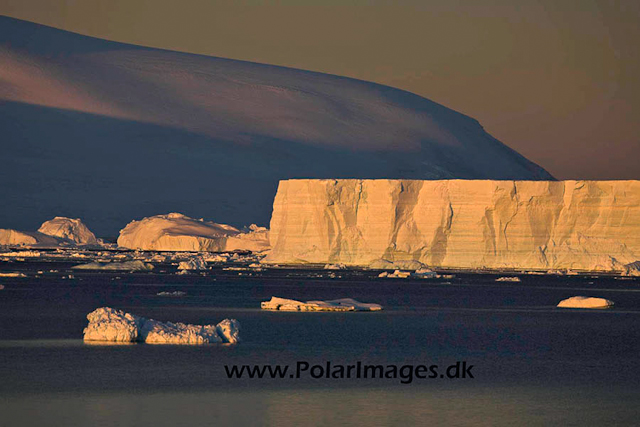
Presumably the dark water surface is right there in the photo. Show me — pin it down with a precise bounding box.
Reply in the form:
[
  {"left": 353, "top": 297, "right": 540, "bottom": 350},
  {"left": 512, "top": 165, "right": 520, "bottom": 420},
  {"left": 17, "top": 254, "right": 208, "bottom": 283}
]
[{"left": 1, "top": 261, "right": 639, "bottom": 426}]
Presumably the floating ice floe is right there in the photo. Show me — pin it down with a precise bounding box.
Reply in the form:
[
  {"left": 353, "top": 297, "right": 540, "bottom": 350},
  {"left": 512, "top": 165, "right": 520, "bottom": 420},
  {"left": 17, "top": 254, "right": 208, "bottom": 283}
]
[
  {"left": 0, "top": 272, "right": 26, "bottom": 277},
  {"left": 324, "top": 263, "right": 347, "bottom": 270},
  {"left": 495, "top": 276, "right": 521, "bottom": 282},
  {"left": 413, "top": 268, "right": 438, "bottom": 278},
  {"left": 261, "top": 297, "right": 382, "bottom": 311},
  {"left": 369, "top": 259, "right": 425, "bottom": 271},
  {"left": 72, "top": 260, "right": 154, "bottom": 271},
  {"left": 557, "top": 296, "right": 614, "bottom": 309},
  {"left": 83, "top": 307, "right": 240, "bottom": 344},
  {"left": 177, "top": 256, "right": 208, "bottom": 271},
  {"left": 0, "top": 251, "right": 42, "bottom": 258},
  {"left": 157, "top": 291, "right": 187, "bottom": 297},
  {"left": 378, "top": 270, "right": 411, "bottom": 278}
]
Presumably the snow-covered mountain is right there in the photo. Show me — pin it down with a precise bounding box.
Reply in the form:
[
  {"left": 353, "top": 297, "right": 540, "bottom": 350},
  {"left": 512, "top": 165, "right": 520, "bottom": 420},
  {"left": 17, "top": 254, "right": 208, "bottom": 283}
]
[{"left": 0, "top": 16, "right": 553, "bottom": 236}]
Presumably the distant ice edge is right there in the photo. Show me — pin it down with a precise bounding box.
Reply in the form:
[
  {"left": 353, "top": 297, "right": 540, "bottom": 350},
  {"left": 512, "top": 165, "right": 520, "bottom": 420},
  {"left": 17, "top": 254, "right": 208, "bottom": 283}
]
[{"left": 83, "top": 307, "right": 240, "bottom": 344}]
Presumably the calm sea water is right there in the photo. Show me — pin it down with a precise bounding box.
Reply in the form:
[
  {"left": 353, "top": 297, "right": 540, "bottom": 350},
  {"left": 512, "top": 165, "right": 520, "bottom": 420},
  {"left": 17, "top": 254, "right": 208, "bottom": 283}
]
[{"left": 1, "top": 260, "right": 640, "bottom": 426}]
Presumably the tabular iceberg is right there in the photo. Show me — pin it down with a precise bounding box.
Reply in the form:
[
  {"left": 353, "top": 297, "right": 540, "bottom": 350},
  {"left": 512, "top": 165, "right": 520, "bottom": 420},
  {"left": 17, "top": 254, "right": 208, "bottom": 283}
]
[
  {"left": 557, "top": 296, "right": 614, "bottom": 309},
  {"left": 117, "top": 213, "right": 269, "bottom": 252},
  {"left": 261, "top": 297, "right": 382, "bottom": 311},
  {"left": 265, "top": 179, "right": 640, "bottom": 273},
  {"left": 83, "top": 307, "right": 240, "bottom": 344}
]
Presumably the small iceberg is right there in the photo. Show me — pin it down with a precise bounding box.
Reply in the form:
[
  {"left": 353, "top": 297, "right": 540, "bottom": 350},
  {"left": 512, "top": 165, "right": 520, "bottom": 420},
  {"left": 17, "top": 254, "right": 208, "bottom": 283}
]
[
  {"left": 83, "top": 307, "right": 240, "bottom": 344},
  {"left": 413, "top": 268, "right": 437, "bottom": 278},
  {"left": 261, "top": 297, "right": 382, "bottom": 312},
  {"left": 495, "top": 276, "right": 521, "bottom": 282},
  {"left": 177, "top": 256, "right": 208, "bottom": 271},
  {"left": 72, "top": 260, "right": 154, "bottom": 271},
  {"left": 157, "top": 291, "right": 187, "bottom": 297},
  {"left": 557, "top": 296, "right": 614, "bottom": 309},
  {"left": 324, "top": 263, "right": 347, "bottom": 270},
  {"left": 0, "top": 272, "right": 26, "bottom": 277},
  {"left": 378, "top": 270, "right": 411, "bottom": 278}
]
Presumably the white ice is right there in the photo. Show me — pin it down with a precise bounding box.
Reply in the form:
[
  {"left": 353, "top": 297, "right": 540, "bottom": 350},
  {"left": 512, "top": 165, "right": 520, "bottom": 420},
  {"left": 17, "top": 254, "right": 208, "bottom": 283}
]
[
  {"left": 557, "top": 296, "right": 614, "bottom": 309},
  {"left": 83, "top": 307, "right": 240, "bottom": 344},
  {"left": 261, "top": 296, "right": 382, "bottom": 311}
]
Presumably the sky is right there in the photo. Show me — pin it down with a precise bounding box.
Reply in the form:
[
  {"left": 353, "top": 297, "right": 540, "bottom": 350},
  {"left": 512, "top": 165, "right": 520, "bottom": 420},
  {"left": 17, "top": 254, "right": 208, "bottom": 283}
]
[{"left": 1, "top": 0, "right": 638, "bottom": 180}]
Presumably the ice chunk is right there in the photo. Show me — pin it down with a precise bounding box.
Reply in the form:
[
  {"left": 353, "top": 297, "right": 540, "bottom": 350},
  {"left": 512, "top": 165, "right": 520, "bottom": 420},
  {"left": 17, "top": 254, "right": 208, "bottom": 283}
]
[
  {"left": 72, "top": 260, "right": 154, "bottom": 271},
  {"left": 261, "top": 296, "right": 382, "bottom": 311},
  {"left": 378, "top": 270, "right": 411, "bottom": 278},
  {"left": 0, "top": 251, "right": 41, "bottom": 258},
  {"left": 495, "top": 276, "right": 521, "bottom": 282},
  {"left": 83, "top": 307, "right": 240, "bottom": 344},
  {"left": 324, "top": 264, "right": 347, "bottom": 270},
  {"left": 157, "top": 291, "right": 186, "bottom": 297},
  {"left": 177, "top": 256, "right": 208, "bottom": 271},
  {"left": 215, "top": 319, "right": 241, "bottom": 344},
  {"left": 83, "top": 307, "right": 140, "bottom": 342},
  {"left": 557, "top": 296, "right": 614, "bottom": 309},
  {"left": 413, "top": 268, "right": 437, "bottom": 278}
]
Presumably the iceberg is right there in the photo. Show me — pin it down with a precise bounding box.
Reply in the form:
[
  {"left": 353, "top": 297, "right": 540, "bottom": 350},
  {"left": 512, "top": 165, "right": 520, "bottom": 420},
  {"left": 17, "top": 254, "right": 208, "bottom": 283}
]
[
  {"left": 117, "top": 213, "right": 269, "bottom": 252},
  {"left": 157, "top": 291, "right": 186, "bottom": 297},
  {"left": 413, "top": 268, "right": 438, "bottom": 278},
  {"left": 72, "top": 260, "right": 154, "bottom": 271},
  {"left": 324, "top": 263, "right": 347, "bottom": 270},
  {"left": 378, "top": 270, "right": 411, "bottom": 279},
  {"left": 557, "top": 296, "right": 614, "bottom": 309},
  {"left": 495, "top": 277, "right": 521, "bottom": 282},
  {"left": 177, "top": 256, "right": 208, "bottom": 271},
  {"left": 261, "top": 296, "right": 382, "bottom": 311},
  {"left": 83, "top": 307, "right": 240, "bottom": 344},
  {"left": 1, "top": 217, "right": 100, "bottom": 248},
  {"left": 0, "top": 229, "right": 67, "bottom": 248},
  {"left": 0, "top": 272, "right": 27, "bottom": 278},
  {"left": 266, "top": 179, "right": 640, "bottom": 273},
  {"left": 38, "top": 217, "right": 99, "bottom": 245}
]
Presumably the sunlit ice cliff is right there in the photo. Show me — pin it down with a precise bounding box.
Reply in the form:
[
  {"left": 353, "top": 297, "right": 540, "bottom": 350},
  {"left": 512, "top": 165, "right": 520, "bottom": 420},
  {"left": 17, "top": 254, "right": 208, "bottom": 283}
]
[
  {"left": 0, "top": 16, "right": 552, "bottom": 237},
  {"left": 265, "top": 179, "right": 640, "bottom": 273}
]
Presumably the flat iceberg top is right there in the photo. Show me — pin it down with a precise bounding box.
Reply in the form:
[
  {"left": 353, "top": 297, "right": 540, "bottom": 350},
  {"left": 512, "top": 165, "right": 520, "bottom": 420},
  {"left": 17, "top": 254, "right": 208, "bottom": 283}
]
[
  {"left": 83, "top": 307, "right": 240, "bottom": 344},
  {"left": 557, "top": 296, "right": 614, "bottom": 309},
  {"left": 261, "top": 296, "right": 382, "bottom": 312}
]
